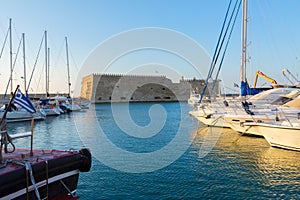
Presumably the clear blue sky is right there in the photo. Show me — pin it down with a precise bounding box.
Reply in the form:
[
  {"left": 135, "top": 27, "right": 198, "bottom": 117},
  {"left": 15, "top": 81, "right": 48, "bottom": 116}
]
[{"left": 0, "top": 0, "right": 299, "bottom": 96}]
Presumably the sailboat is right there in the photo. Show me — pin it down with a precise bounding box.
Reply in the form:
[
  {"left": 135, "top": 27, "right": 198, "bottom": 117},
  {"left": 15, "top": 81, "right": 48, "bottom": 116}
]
[
  {"left": 0, "top": 19, "right": 45, "bottom": 122},
  {"left": 56, "top": 36, "right": 82, "bottom": 112},
  {"left": 39, "top": 31, "right": 62, "bottom": 116},
  {"left": 189, "top": 0, "right": 299, "bottom": 131}
]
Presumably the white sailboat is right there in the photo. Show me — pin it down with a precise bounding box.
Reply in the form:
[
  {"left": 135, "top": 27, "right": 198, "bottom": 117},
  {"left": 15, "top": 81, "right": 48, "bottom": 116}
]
[
  {"left": 189, "top": 0, "right": 299, "bottom": 133},
  {"left": 63, "top": 37, "right": 82, "bottom": 112},
  {"left": 39, "top": 31, "right": 61, "bottom": 116},
  {"left": 0, "top": 19, "right": 45, "bottom": 122}
]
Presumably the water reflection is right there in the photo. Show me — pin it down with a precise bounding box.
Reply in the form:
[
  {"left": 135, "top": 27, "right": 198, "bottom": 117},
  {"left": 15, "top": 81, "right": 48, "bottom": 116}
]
[{"left": 192, "top": 126, "right": 300, "bottom": 199}]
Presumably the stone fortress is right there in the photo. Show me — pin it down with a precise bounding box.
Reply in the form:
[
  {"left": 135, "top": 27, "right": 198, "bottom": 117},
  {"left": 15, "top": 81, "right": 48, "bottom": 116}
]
[{"left": 80, "top": 73, "right": 220, "bottom": 103}]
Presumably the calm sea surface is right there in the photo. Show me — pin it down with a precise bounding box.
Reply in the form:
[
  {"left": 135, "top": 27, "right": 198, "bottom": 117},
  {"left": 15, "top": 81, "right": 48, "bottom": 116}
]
[{"left": 7, "top": 102, "right": 300, "bottom": 199}]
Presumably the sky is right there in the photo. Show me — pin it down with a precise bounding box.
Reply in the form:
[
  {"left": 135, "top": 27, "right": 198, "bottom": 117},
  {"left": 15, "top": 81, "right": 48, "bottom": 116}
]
[{"left": 0, "top": 0, "right": 300, "bottom": 96}]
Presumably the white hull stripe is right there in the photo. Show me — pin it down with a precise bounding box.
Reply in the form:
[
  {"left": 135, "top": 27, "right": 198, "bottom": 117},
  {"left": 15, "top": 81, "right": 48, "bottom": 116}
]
[
  {"left": 0, "top": 169, "right": 79, "bottom": 200},
  {"left": 270, "top": 142, "right": 300, "bottom": 152}
]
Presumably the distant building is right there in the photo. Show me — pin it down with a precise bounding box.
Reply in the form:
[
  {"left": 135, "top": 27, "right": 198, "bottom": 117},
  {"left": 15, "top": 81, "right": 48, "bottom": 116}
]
[{"left": 80, "top": 73, "right": 220, "bottom": 103}]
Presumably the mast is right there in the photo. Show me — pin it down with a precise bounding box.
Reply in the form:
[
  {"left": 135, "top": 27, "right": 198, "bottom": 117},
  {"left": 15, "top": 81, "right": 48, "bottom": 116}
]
[
  {"left": 22, "top": 33, "right": 27, "bottom": 96},
  {"left": 65, "top": 36, "right": 71, "bottom": 97},
  {"left": 240, "top": 0, "right": 247, "bottom": 96},
  {"left": 44, "top": 30, "right": 48, "bottom": 97},
  {"left": 48, "top": 47, "right": 50, "bottom": 96},
  {"left": 9, "top": 18, "right": 13, "bottom": 96}
]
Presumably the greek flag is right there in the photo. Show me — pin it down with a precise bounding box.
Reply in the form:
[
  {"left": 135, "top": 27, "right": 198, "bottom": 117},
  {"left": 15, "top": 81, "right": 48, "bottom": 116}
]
[
  {"left": 14, "top": 89, "right": 36, "bottom": 113},
  {"left": 234, "top": 83, "right": 239, "bottom": 88}
]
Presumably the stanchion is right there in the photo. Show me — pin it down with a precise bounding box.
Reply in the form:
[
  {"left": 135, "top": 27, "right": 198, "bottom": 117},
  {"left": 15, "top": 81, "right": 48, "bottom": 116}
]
[{"left": 30, "top": 118, "right": 34, "bottom": 156}]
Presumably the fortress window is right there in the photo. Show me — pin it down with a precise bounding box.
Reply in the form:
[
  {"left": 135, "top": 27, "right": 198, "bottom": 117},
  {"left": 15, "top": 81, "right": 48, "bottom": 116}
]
[
  {"left": 163, "top": 96, "right": 171, "bottom": 99},
  {"left": 109, "top": 96, "right": 111, "bottom": 100},
  {"left": 98, "top": 97, "right": 102, "bottom": 100},
  {"left": 154, "top": 96, "right": 161, "bottom": 99},
  {"left": 162, "top": 87, "right": 166, "bottom": 90}
]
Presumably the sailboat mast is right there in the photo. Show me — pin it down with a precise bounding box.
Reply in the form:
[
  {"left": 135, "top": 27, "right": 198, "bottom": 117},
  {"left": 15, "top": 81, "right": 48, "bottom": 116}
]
[
  {"left": 44, "top": 30, "right": 48, "bottom": 97},
  {"left": 48, "top": 47, "right": 50, "bottom": 96},
  {"left": 65, "top": 36, "right": 71, "bottom": 97},
  {"left": 240, "top": 0, "right": 247, "bottom": 96},
  {"left": 9, "top": 18, "right": 13, "bottom": 96},
  {"left": 22, "top": 33, "right": 27, "bottom": 96}
]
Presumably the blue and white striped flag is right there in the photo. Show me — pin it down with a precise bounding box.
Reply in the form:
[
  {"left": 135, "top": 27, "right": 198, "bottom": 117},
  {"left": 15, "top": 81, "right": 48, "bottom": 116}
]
[{"left": 14, "top": 89, "right": 36, "bottom": 113}]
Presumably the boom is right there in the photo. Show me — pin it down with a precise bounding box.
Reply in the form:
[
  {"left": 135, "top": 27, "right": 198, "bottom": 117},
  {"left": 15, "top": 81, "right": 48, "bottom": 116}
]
[
  {"left": 253, "top": 70, "right": 277, "bottom": 88},
  {"left": 282, "top": 68, "right": 299, "bottom": 85}
]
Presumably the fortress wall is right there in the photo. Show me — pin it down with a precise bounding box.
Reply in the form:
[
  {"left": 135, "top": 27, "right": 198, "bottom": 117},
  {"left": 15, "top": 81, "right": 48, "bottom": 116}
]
[
  {"left": 80, "top": 73, "right": 219, "bottom": 103},
  {"left": 80, "top": 74, "right": 94, "bottom": 100}
]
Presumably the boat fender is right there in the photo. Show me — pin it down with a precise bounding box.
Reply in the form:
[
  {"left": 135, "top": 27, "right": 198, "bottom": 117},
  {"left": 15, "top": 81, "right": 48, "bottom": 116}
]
[
  {"left": 79, "top": 148, "right": 92, "bottom": 172},
  {"left": 223, "top": 100, "right": 229, "bottom": 107}
]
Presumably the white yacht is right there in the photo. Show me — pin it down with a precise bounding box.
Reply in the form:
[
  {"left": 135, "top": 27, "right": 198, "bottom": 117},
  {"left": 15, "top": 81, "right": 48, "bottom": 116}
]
[{"left": 244, "top": 118, "right": 300, "bottom": 151}]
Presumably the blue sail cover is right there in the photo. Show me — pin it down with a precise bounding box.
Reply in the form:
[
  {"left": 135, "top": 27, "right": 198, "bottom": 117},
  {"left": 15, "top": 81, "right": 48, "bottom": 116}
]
[{"left": 240, "top": 81, "right": 262, "bottom": 96}]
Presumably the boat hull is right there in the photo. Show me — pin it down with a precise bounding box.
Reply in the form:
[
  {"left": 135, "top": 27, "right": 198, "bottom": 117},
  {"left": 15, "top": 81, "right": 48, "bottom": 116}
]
[
  {"left": 261, "top": 124, "right": 300, "bottom": 151},
  {"left": 226, "top": 115, "right": 277, "bottom": 137},
  {"left": 189, "top": 110, "right": 228, "bottom": 127},
  {"left": 249, "top": 123, "right": 300, "bottom": 151},
  {"left": 0, "top": 148, "right": 91, "bottom": 199},
  {"left": 43, "top": 108, "right": 61, "bottom": 116},
  {"left": 0, "top": 111, "right": 45, "bottom": 123}
]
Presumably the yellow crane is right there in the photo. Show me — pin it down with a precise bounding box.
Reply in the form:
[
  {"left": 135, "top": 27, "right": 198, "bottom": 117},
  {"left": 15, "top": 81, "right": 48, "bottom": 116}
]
[{"left": 253, "top": 70, "right": 277, "bottom": 88}]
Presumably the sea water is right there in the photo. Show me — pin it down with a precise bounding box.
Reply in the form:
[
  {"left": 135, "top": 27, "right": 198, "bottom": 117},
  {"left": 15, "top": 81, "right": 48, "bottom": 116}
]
[{"left": 7, "top": 102, "right": 300, "bottom": 199}]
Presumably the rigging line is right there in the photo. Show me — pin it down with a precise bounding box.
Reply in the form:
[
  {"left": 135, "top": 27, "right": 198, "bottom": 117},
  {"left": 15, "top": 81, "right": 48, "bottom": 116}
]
[
  {"left": 209, "top": 0, "right": 233, "bottom": 78},
  {"left": 26, "top": 33, "right": 45, "bottom": 92},
  {"left": 0, "top": 27, "right": 9, "bottom": 60},
  {"left": 53, "top": 38, "right": 64, "bottom": 71},
  {"left": 69, "top": 48, "right": 79, "bottom": 71},
  {"left": 212, "top": 0, "right": 242, "bottom": 93},
  {"left": 33, "top": 61, "right": 45, "bottom": 96},
  {"left": 200, "top": 0, "right": 232, "bottom": 103},
  {"left": 210, "top": 0, "right": 240, "bottom": 80},
  {"left": 12, "top": 35, "right": 23, "bottom": 71},
  {"left": 3, "top": 35, "right": 23, "bottom": 97}
]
